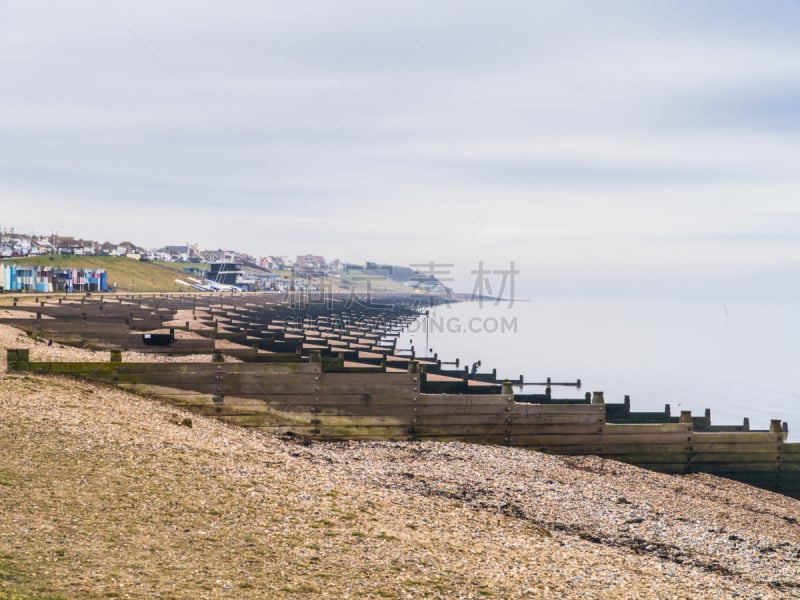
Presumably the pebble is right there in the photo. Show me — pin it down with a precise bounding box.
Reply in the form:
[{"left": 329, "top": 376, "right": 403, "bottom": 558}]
[{"left": 1, "top": 321, "right": 799, "bottom": 598}]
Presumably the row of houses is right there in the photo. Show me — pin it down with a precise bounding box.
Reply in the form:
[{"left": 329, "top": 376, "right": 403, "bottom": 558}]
[
  {"left": 1, "top": 264, "right": 108, "bottom": 293},
  {"left": 1, "top": 231, "right": 345, "bottom": 272},
  {"left": 0, "top": 233, "right": 141, "bottom": 258}
]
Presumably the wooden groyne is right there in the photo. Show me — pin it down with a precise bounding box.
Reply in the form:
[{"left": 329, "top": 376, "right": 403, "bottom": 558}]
[{"left": 3, "top": 292, "right": 799, "bottom": 499}]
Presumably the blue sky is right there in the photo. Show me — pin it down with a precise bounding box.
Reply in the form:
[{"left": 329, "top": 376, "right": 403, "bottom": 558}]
[{"left": 2, "top": 1, "right": 800, "bottom": 297}]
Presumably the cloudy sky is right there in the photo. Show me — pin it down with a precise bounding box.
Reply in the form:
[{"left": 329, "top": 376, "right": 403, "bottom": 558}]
[{"left": 2, "top": 1, "right": 800, "bottom": 297}]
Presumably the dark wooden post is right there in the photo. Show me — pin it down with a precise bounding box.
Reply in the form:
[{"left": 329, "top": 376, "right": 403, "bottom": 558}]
[{"left": 591, "top": 391, "right": 604, "bottom": 405}]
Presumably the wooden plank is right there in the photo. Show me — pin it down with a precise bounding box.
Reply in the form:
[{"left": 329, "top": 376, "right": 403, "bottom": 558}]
[
  {"left": 255, "top": 403, "right": 412, "bottom": 417},
  {"left": 109, "top": 362, "right": 318, "bottom": 376},
  {"left": 411, "top": 420, "right": 605, "bottom": 435},
  {"left": 112, "top": 374, "right": 319, "bottom": 393},
  {"left": 309, "top": 415, "right": 410, "bottom": 427},
  {"left": 228, "top": 400, "right": 416, "bottom": 416},
  {"left": 602, "top": 423, "right": 692, "bottom": 435},
  {"left": 780, "top": 443, "right": 800, "bottom": 455},
  {"left": 407, "top": 423, "right": 600, "bottom": 438},
  {"left": 311, "top": 393, "right": 416, "bottom": 406},
  {"left": 511, "top": 413, "right": 604, "bottom": 426},
  {"left": 413, "top": 404, "right": 520, "bottom": 417},
  {"left": 689, "top": 442, "right": 780, "bottom": 456},
  {"left": 594, "top": 443, "right": 691, "bottom": 454},
  {"left": 688, "top": 462, "right": 779, "bottom": 473},
  {"left": 418, "top": 394, "right": 512, "bottom": 407},
  {"left": 777, "top": 461, "right": 800, "bottom": 473},
  {"left": 412, "top": 409, "right": 600, "bottom": 434},
  {"left": 600, "top": 433, "right": 693, "bottom": 445},
  {"left": 691, "top": 432, "right": 785, "bottom": 444},
  {"left": 320, "top": 372, "right": 418, "bottom": 384},
  {"left": 689, "top": 442, "right": 783, "bottom": 453}
]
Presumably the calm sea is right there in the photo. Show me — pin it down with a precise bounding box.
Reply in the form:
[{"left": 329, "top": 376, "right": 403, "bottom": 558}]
[{"left": 398, "top": 298, "right": 800, "bottom": 441}]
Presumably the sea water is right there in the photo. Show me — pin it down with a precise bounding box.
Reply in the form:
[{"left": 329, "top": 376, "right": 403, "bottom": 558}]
[{"left": 398, "top": 298, "right": 800, "bottom": 441}]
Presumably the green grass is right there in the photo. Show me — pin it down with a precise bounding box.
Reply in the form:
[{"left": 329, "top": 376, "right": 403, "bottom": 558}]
[
  {"left": 0, "top": 552, "right": 66, "bottom": 600},
  {"left": 0, "top": 256, "right": 206, "bottom": 293}
]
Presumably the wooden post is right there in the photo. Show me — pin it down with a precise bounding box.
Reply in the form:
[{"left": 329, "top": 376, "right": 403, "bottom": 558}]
[
  {"left": 501, "top": 379, "right": 514, "bottom": 396},
  {"left": 770, "top": 419, "right": 783, "bottom": 433},
  {"left": 591, "top": 391, "right": 604, "bottom": 405},
  {"left": 679, "top": 410, "right": 692, "bottom": 424},
  {"left": 110, "top": 350, "right": 122, "bottom": 363}
]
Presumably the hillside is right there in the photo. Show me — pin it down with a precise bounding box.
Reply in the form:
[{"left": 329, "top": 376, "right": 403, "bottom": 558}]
[
  {"left": 0, "top": 256, "right": 413, "bottom": 295},
  {"left": 1, "top": 326, "right": 800, "bottom": 598},
  {"left": 0, "top": 256, "right": 199, "bottom": 293}
]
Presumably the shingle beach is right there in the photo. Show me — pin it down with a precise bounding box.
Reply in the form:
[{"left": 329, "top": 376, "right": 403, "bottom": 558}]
[{"left": 1, "top": 324, "right": 799, "bottom": 599}]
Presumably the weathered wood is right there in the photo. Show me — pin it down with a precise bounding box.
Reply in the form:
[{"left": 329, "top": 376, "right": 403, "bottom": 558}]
[
  {"left": 688, "top": 461, "right": 779, "bottom": 473},
  {"left": 691, "top": 432, "right": 785, "bottom": 444},
  {"left": 599, "top": 434, "right": 694, "bottom": 446}
]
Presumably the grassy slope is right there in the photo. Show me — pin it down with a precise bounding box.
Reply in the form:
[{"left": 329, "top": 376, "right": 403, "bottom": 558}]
[
  {"left": 0, "top": 257, "right": 204, "bottom": 293},
  {"left": 0, "top": 257, "right": 411, "bottom": 294}
]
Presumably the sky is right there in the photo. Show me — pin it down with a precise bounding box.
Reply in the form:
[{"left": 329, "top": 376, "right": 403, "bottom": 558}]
[{"left": 2, "top": 1, "right": 800, "bottom": 298}]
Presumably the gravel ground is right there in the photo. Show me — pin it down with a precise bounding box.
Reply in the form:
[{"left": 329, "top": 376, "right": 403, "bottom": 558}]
[{"left": 1, "top": 323, "right": 800, "bottom": 599}]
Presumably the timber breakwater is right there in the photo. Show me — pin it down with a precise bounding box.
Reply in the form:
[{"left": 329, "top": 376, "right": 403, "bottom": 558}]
[{"left": 2, "top": 291, "right": 799, "bottom": 499}]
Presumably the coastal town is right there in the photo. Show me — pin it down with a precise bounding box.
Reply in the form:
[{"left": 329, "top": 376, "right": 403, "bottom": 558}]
[
  {"left": 0, "top": 228, "right": 340, "bottom": 271},
  {"left": 0, "top": 228, "right": 449, "bottom": 295}
]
